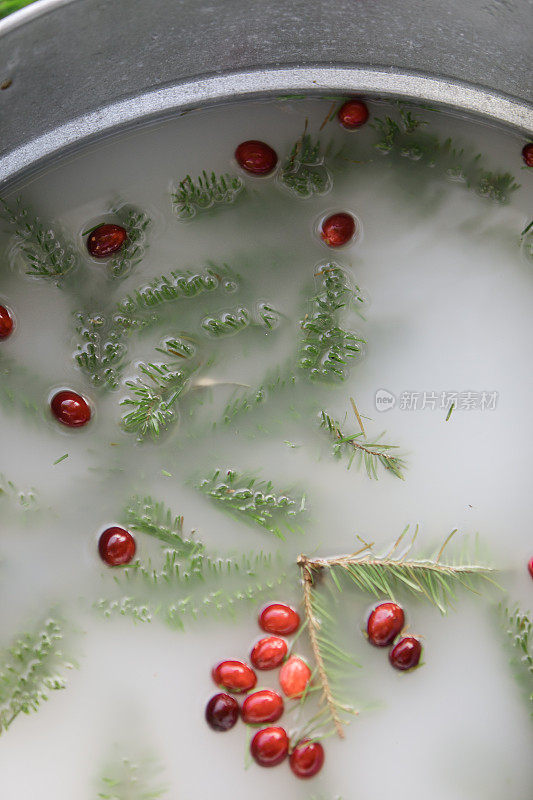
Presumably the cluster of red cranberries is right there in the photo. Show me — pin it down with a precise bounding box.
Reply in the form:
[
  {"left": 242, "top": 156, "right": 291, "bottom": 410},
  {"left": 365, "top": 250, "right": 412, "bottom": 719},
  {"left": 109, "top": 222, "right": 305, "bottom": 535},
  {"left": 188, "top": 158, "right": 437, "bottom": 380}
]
[
  {"left": 205, "top": 602, "right": 324, "bottom": 779},
  {"left": 367, "top": 601, "right": 422, "bottom": 670}
]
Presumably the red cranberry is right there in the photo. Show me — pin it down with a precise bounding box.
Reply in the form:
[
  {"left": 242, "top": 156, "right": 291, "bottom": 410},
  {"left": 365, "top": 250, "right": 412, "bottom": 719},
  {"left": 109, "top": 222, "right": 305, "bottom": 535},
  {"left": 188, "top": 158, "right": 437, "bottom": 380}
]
[
  {"left": 205, "top": 692, "right": 240, "bottom": 731},
  {"left": 367, "top": 602, "right": 405, "bottom": 647},
  {"left": 289, "top": 739, "right": 325, "bottom": 779},
  {"left": 528, "top": 556, "right": 533, "bottom": 579},
  {"left": 86, "top": 223, "right": 127, "bottom": 258},
  {"left": 50, "top": 389, "right": 91, "bottom": 427},
  {"left": 0, "top": 304, "right": 14, "bottom": 339},
  {"left": 389, "top": 636, "right": 422, "bottom": 671},
  {"left": 242, "top": 689, "right": 284, "bottom": 725},
  {"left": 250, "top": 636, "right": 288, "bottom": 670},
  {"left": 522, "top": 143, "right": 533, "bottom": 167},
  {"left": 98, "top": 526, "right": 136, "bottom": 566},
  {"left": 259, "top": 603, "right": 300, "bottom": 635},
  {"left": 279, "top": 655, "right": 311, "bottom": 699},
  {"left": 320, "top": 212, "right": 356, "bottom": 247},
  {"left": 212, "top": 660, "right": 257, "bottom": 694},
  {"left": 250, "top": 726, "right": 289, "bottom": 767},
  {"left": 338, "top": 99, "right": 369, "bottom": 129},
  {"left": 235, "top": 140, "right": 278, "bottom": 175}
]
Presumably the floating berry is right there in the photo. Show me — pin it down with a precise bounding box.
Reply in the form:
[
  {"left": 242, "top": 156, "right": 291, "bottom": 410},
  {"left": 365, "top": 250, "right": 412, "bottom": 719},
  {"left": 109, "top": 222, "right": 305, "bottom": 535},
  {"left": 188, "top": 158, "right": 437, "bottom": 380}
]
[
  {"left": 259, "top": 603, "right": 300, "bottom": 635},
  {"left": 528, "top": 556, "right": 533, "bottom": 579},
  {"left": 242, "top": 689, "right": 284, "bottom": 724},
  {"left": 0, "top": 304, "right": 14, "bottom": 339},
  {"left": 367, "top": 602, "right": 405, "bottom": 647},
  {"left": 98, "top": 526, "right": 136, "bottom": 566},
  {"left": 235, "top": 140, "right": 278, "bottom": 175},
  {"left": 389, "top": 636, "right": 422, "bottom": 671},
  {"left": 289, "top": 739, "right": 325, "bottom": 779},
  {"left": 522, "top": 143, "right": 533, "bottom": 167},
  {"left": 279, "top": 655, "right": 311, "bottom": 699},
  {"left": 86, "top": 223, "right": 127, "bottom": 258},
  {"left": 338, "top": 99, "right": 369, "bottom": 129},
  {"left": 320, "top": 212, "right": 356, "bottom": 247},
  {"left": 250, "top": 636, "right": 288, "bottom": 670},
  {"left": 250, "top": 726, "right": 289, "bottom": 767},
  {"left": 212, "top": 660, "right": 257, "bottom": 694},
  {"left": 205, "top": 692, "right": 240, "bottom": 731},
  {"left": 50, "top": 389, "right": 91, "bottom": 427}
]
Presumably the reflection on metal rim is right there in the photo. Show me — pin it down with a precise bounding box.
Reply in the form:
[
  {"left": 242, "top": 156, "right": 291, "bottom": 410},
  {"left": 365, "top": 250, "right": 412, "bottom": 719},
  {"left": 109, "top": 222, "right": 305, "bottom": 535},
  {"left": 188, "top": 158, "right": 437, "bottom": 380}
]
[{"left": 1, "top": 66, "right": 532, "bottom": 189}]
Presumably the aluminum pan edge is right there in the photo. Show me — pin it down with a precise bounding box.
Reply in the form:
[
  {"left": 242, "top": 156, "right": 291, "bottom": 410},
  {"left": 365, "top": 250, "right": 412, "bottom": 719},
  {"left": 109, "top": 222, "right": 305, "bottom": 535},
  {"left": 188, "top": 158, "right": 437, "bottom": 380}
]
[{"left": 1, "top": 66, "right": 532, "bottom": 190}]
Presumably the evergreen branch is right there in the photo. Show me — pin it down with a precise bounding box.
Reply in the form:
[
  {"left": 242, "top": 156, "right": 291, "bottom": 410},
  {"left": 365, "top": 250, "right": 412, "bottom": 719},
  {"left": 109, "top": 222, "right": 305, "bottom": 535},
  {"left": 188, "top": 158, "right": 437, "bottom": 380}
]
[
  {"left": 0, "top": 614, "right": 75, "bottom": 734},
  {"left": 74, "top": 311, "right": 128, "bottom": 390},
  {"left": 319, "top": 409, "right": 406, "bottom": 479},
  {"left": 280, "top": 130, "right": 332, "bottom": 198},
  {"left": 196, "top": 468, "right": 307, "bottom": 539},
  {"left": 124, "top": 495, "right": 198, "bottom": 555},
  {"left": 97, "top": 754, "right": 166, "bottom": 800},
  {"left": 0, "top": 197, "right": 77, "bottom": 280},
  {"left": 500, "top": 605, "right": 533, "bottom": 709},
  {"left": 106, "top": 205, "right": 150, "bottom": 280},
  {"left": 303, "top": 528, "right": 496, "bottom": 615},
  {"left": 172, "top": 171, "right": 244, "bottom": 219},
  {"left": 371, "top": 107, "right": 519, "bottom": 204},
  {"left": 299, "top": 264, "right": 365, "bottom": 381},
  {"left": 201, "top": 302, "right": 281, "bottom": 337},
  {"left": 219, "top": 364, "right": 297, "bottom": 426}
]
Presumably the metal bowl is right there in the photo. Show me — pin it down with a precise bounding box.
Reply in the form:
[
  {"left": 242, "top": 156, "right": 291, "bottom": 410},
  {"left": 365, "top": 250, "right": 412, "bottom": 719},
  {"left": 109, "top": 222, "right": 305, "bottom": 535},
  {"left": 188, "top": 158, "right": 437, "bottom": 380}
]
[{"left": 0, "top": 0, "right": 532, "bottom": 189}]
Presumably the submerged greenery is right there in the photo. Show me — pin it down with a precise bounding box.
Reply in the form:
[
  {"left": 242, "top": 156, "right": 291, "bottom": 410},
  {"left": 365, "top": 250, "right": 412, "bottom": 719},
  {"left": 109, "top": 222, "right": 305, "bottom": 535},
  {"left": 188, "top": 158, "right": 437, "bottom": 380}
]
[
  {"left": 280, "top": 131, "right": 332, "bottom": 198},
  {"left": 172, "top": 171, "right": 244, "bottom": 219},
  {"left": 500, "top": 605, "right": 533, "bottom": 711}
]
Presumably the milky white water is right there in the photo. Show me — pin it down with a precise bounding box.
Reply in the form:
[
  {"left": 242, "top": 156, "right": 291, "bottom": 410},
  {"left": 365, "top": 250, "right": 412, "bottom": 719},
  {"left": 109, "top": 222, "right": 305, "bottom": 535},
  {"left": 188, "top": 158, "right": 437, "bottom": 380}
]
[{"left": 0, "top": 97, "right": 532, "bottom": 799}]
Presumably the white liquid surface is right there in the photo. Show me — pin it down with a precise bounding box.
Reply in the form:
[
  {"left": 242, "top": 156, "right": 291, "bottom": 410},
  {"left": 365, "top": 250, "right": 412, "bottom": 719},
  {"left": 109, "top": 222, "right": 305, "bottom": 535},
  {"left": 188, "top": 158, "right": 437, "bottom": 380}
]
[{"left": 0, "top": 98, "right": 532, "bottom": 799}]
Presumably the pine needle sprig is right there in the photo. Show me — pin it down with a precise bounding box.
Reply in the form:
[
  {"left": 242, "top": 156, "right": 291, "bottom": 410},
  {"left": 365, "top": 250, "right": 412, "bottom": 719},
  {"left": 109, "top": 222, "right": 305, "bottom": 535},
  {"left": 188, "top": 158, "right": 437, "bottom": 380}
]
[
  {"left": 74, "top": 311, "right": 128, "bottom": 390},
  {"left": 201, "top": 302, "right": 281, "bottom": 337},
  {"left": 196, "top": 468, "right": 307, "bottom": 539},
  {"left": 299, "top": 264, "right": 365, "bottom": 381},
  {"left": 219, "top": 365, "right": 297, "bottom": 426},
  {"left": 172, "top": 171, "right": 244, "bottom": 219},
  {"left": 319, "top": 410, "right": 406, "bottom": 479},
  {"left": 280, "top": 131, "right": 332, "bottom": 198},
  {"left": 105, "top": 205, "right": 150, "bottom": 280},
  {"left": 0, "top": 197, "right": 77, "bottom": 280},
  {"left": 0, "top": 615, "right": 75, "bottom": 734},
  {"left": 124, "top": 495, "right": 198, "bottom": 555},
  {"left": 97, "top": 754, "right": 166, "bottom": 800},
  {"left": 500, "top": 605, "right": 533, "bottom": 708}
]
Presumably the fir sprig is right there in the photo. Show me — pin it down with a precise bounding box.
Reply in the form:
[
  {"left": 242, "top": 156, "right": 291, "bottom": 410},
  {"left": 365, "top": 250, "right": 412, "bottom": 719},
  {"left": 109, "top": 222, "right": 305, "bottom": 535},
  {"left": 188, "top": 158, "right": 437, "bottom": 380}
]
[
  {"left": 371, "top": 107, "right": 519, "bottom": 204},
  {"left": 106, "top": 205, "right": 150, "bottom": 280},
  {"left": 299, "top": 264, "right": 365, "bottom": 381},
  {"left": 219, "top": 365, "right": 297, "bottom": 426},
  {"left": 0, "top": 615, "right": 75, "bottom": 734},
  {"left": 201, "top": 302, "right": 281, "bottom": 337},
  {"left": 280, "top": 131, "right": 332, "bottom": 198},
  {"left": 172, "top": 171, "right": 244, "bottom": 219},
  {"left": 74, "top": 311, "right": 128, "bottom": 390},
  {"left": 319, "top": 409, "right": 406, "bottom": 479},
  {"left": 0, "top": 197, "right": 77, "bottom": 280},
  {"left": 196, "top": 468, "right": 307, "bottom": 539},
  {"left": 500, "top": 605, "right": 533, "bottom": 709},
  {"left": 124, "top": 495, "right": 198, "bottom": 555},
  {"left": 97, "top": 755, "right": 166, "bottom": 800}
]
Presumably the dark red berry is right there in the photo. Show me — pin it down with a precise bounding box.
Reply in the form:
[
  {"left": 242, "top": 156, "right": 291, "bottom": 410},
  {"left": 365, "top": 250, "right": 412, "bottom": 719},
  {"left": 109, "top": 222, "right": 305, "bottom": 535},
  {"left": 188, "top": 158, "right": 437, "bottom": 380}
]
[
  {"left": 338, "top": 99, "right": 369, "bottom": 130},
  {"left": 259, "top": 603, "right": 300, "bottom": 635},
  {"left": 320, "top": 212, "right": 356, "bottom": 247},
  {"left": 250, "top": 726, "right": 289, "bottom": 767},
  {"left": 0, "top": 304, "right": 14, "bottom": 339},
  {"left": 86, "top": 223, "right": 127, "bottom": 258},
  {"left": 98, "top": 526, "right": 136, "bottom": 566},
  {"left": 522, "top": 143, "right": 533, "bottom": 167},
  {"left": 205, "top": 692, "right": 240, "bottom": 731},
  {"left": 242, "top": 689, "right": 284, "bottom": 725},
  {"left": 367, "top": 602, "right": 405, "bottom": 647},
  {"left": 389, "top": 636, "right": 422, "bottom": 671},
  {"left": 50, "top": 389, "right": 91, "bottom": 427},
  {"left": 289, "top": 739, "right": 325, "bottom": 779},
  {"left": 235, "top": 140, "right": 278, "bottom": 175},
  {"left": 212, "top": 660, "right": 257, "bottom": 694},
  {"left": 528, "top": 556, "right": 533, "bottom": 579},
  {"left": 250, "top": 636, "right": 288, "bottom": 670},
  {"left": 279, "top": 655, "right": 311, "bottom": 699}
]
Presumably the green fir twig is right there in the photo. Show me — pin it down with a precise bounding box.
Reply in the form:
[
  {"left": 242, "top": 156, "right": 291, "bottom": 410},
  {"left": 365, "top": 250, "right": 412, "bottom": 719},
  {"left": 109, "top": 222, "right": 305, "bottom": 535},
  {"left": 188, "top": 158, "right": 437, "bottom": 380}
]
[
  {"left": 500, "top": 605, "right": 533, "bottom": 710},
  {"left": 172, "top": 171, "right": 244, "bottom": 219},
  {"left": 74, "top": 311, "right": 128, "bottom": 390},
  {"left": 124, "top": 495, "right": 198, "bottom": 555},
  {"left": 97, "top": 754, "right": 167, "bottom": 800},
  {"left": 280, "top": 130, "right": 332, "bottom": 198}
]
